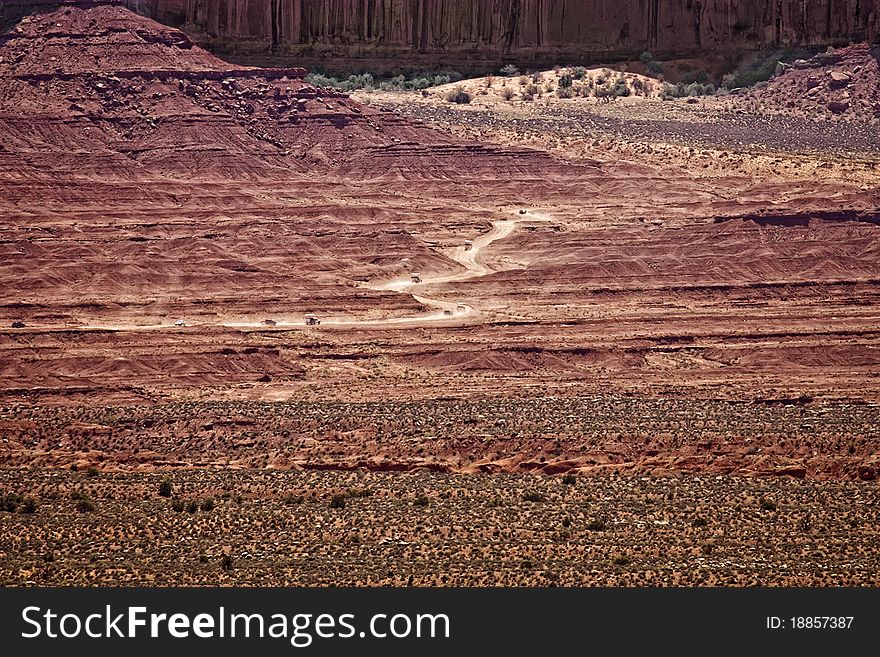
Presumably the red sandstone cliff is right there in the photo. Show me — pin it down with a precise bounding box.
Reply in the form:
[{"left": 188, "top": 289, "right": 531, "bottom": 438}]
[{"left": 120, "top": 0, "right": 880, "bottom": 70}]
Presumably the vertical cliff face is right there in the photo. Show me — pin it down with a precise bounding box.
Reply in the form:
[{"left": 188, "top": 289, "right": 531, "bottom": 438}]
[{"left": 126, "top": 1, "right": 879, "bottom": 70}]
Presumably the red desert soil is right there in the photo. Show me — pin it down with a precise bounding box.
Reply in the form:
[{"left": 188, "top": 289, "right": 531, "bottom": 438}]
[{"left": 0, "top": 2, "right": 879, "bottom": 484}]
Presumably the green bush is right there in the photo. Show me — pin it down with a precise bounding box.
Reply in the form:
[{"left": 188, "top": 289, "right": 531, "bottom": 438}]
[
  {"left": 75, "top": 498, "right": 96, "bottom": 513},
  {"left": 522, "top": 491, "right": 546, "bottom": 503},
  {"left": 329, "top": 494, "right": 346, "bottom": 509},
  {"left": 158, "top": 479, "right": 173, "bottom": 498},
  {"left": 500, "top": 64, "right": 520, "bottom": 77},
  {"left": 306, "top": 71, "right": 456, "bottom": 93},
  {"left": 562, "top": 474, "right": 577, "bottom": 486},
  {"left": 200, "top": 498, "right": 215, "bottom": 512},
  {"left": 414, "top": 494, "right": 430, "bottom": 507},
  {"left": 722, "top": 47, "right": 815, "bottom": 89},
  {"left": 445, "top": 85, "right": 473, "bottom": 104},
  {"left": 645, "top": 60, "right": 663, "bottom": 78},
  {"left": 1, "top": 492, "right": 23, "bottom": 512},
  {"left": 19, "top": 497, "right": 37, "bottom": 514}
]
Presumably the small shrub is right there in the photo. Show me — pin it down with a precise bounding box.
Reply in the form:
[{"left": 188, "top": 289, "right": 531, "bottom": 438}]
[
  {"left": 414, "top": 494, "right": 429, "bottom": 507},
  {"left": 562, "top": 474, "right": 577, "bottom": 486},
  {"left": 646, "top": 60, "right": 663, "bottom": 78},
  {"left": 200, "top": 498, "right": 215, "bottom": 512},
  {"left": 640, "top": 51, "right": 654, "bottom": 63},
  {"left": 522, "top": 491, "right": 546, "bottom": 503},
  {"left": 501, "top": 87, "right": 516, "bottom": 101},
  {"left": 501, "top": 64, "right": 520, "bottom": 77},
  {"left": 186, "top": 500, "right": 198, "bottom": 514},
  {"left": 586, "top": 518, "right": 607, "bottom": 531},
  {"left": 329, "top": 494, "right": 346, "bottom": 509},
  {"left": 571, "top": 66, "right": 587, "bottom": 80},
  {"left": 1, "top": 492, "right": 23, "bottom": 512},
  {"left": 557, "top": 86, "right": 575, "bottom": 99},
  {"left": 445, "top": 85, "right": 472, "bottom": 104},
  {"left": 759, "top": 498, "right": 777, "bottom": 512},
  {"left": 613, "top": 554, "right": 632, "bottom": 566},
  {"left": 558, "top": 73, "right": 573, "bottom": 89},
  {"left": 692, "top": 516, "right": 708, "bottom": 527},
  {"left": 612, "top": 79, "right": 631, "bottom": 97},
  {"left": 522, "top": 83, "right": 539, "bottom": 101},
  {"left": 171, "top": 499, "right": 185, "bottom": 512},
  {"left": 75, "top": 498, "right": 96, "bottom": 513},
  {"left": 221, "top": 554, "right": 233, "bottom": 571},
  {"left": 86, "top": 467, "right": 99, "bottom": 478},
  {"left": 347, "top": 488, "right": 374, "bottom": 499},
  {"left": 283, "top": 494, "right": 304, "bottom": 506},
  {"left": 19, "top": 497, "right": 37, "bottom": 514},
  {"left": 158, "top": 479, "right": 173, "bottom": 498}
]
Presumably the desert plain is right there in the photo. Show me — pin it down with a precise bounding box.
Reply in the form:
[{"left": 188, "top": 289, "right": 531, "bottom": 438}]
[{"left": 0, "top": 2, "right": 878, "bottom": 586}]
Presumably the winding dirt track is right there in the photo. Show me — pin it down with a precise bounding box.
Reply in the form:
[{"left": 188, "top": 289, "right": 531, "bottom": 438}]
[
  {"left": 218, "top": 210, "right": 550, "bottom": 330},
  {"left": 67, "top": 210, "right": 550, "bottom": 333}
]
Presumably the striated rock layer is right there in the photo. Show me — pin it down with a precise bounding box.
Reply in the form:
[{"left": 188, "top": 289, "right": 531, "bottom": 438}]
[{"left": 121, "top": 0, "right": 880, "bottom": 71}]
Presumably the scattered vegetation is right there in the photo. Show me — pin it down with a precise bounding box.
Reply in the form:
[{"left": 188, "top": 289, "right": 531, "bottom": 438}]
[
  {"left": 0, "top": 469, "right": 876, "bottom": 586},
  {"left": 305, "top": 71, "right": 461, "bottom": 92},
  {"left": 500, "top": 64, "right": 520, "bottom": 77},
  {"left": 660, "top": 81, "right": 716, "bottom": 99},
  {"left": 721, "top": 47, "right": 817, "bottom": 89}
]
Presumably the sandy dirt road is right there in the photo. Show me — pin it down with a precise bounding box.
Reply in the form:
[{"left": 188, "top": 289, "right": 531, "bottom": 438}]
[{"left": 219, "top": 209, "right": 551, "bottom": 330}]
